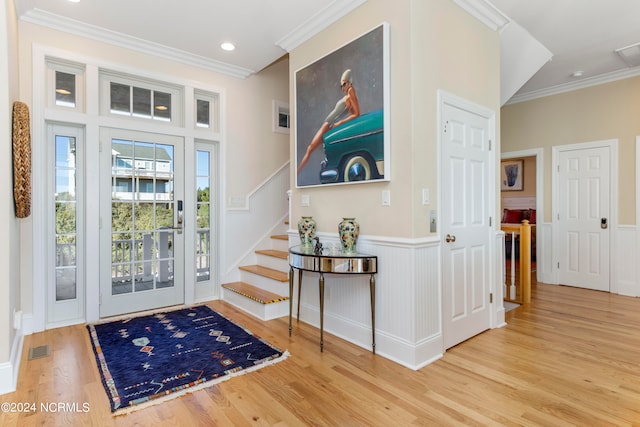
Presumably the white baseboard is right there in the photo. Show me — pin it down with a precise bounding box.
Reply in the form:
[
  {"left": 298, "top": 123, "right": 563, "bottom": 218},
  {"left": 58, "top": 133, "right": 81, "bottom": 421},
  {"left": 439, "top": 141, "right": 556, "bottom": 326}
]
[{"left": 0, "top": 330, "right": 24, "bottom": 395}]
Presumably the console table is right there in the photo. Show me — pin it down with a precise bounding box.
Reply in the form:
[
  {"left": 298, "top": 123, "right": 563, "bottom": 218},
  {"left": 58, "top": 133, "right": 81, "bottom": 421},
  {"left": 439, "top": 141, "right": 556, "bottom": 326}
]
[{"left": 288, "top": 245, "right": 378, "bottom": 353}]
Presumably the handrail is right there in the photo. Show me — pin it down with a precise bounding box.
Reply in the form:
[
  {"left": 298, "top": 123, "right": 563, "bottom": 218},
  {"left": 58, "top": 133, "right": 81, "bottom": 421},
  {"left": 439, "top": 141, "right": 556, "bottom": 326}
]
[{"left": 501, "top": 220, "right": 532, "bottom": 304}]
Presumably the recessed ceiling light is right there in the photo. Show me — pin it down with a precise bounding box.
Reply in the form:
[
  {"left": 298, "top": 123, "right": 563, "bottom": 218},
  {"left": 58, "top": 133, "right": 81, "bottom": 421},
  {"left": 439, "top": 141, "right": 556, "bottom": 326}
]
[
  {"left": 155, "top": 105, "right": 168, "bottom": 111},
  {"left": 571, "top": 71, "right": 584, "bottom": 78},
  {"left": 220, "top": 42, "right": 235, "bottom": 52},
  {"left": 55, "top": 89, "right": 72, "bottom": 95},
  {"left": 68, "top": 0, "right": 81, "bottom": 3}
]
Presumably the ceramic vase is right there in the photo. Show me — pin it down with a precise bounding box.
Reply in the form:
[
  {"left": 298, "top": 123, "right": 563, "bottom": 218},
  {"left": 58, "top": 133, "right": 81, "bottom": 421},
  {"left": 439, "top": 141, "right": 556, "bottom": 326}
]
[
  {"left": 297, "top": 216, "right": 316, "bottom": 249},
  {"left": 338, "top": 217, "right": 359, "bottom": 253}
]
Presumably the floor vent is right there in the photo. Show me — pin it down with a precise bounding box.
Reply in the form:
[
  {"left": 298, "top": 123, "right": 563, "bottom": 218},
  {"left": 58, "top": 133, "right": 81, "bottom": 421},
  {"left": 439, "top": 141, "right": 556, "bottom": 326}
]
[{"left": 28, "top": 345, "right": 50, "bottom": 360}]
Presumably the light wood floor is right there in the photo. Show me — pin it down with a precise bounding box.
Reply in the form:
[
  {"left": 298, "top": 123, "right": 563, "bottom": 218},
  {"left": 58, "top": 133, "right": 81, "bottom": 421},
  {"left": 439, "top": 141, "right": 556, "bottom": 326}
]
[{"left": 2, "top": 282, "right": 639, "bottom": 426}]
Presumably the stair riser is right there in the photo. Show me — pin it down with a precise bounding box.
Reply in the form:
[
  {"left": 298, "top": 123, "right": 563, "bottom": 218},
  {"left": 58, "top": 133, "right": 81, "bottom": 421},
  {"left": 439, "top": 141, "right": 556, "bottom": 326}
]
[
  {"left": 256, "top": 254, "right": 289, "bottom": 271},
  {"left": 239, "top": 272, "right": 290, "bottom": 295},
  {"left": 222, "top": 288, "right": 289, "bottom": 320},
  {"left": 270, "top": 237, "right": 290, "bottom": 252}
]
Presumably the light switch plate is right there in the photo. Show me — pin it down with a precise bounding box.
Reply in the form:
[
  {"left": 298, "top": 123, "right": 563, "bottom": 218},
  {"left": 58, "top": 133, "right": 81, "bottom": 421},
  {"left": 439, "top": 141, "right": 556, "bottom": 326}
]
[
  {"left": 422, "top": 188, "right": 430, "bottom": 205},
  {"left": 382, "top": 190, "right": 391, "bottom": 206},
  {"left": 301, "top": 195, "right": 310, "bottom": 207}
]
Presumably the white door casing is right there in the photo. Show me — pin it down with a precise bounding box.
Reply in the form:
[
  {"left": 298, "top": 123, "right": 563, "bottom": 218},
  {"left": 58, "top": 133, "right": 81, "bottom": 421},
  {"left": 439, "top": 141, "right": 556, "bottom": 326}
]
[
  {"left": 440, "top": 93, "right": 494, "bottom": 350},
  {"left": 555, "top": 143, "right": 613, "bottom": 292}
]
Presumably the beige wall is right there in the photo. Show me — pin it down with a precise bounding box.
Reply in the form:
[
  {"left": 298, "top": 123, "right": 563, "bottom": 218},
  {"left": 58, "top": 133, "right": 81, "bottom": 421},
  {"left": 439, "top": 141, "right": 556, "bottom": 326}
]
[
  {"left": 1, "top": 0, "right": 20, "bottom": 363},
  {"left": 501, "top": 76, "right": 640, "bottom": 224},
  {"left": 289, "top": 0, "right": 500, "bottom": 239}
]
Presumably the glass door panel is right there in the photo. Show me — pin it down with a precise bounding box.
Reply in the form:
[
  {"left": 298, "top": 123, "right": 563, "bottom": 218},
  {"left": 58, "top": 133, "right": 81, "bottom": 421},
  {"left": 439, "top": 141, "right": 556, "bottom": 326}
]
[
  {"left": 48, "top": 125, "right": 84, "bottom": 325},
  {"left": 100, "top": 129, "right": 184, "bottom": 317}
]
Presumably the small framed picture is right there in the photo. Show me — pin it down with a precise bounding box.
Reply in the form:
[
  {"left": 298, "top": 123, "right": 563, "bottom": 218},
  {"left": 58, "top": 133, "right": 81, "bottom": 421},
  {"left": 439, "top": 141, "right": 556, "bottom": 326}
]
[{"left": 501, "top": 159, "right": 523, "bottom": 191}]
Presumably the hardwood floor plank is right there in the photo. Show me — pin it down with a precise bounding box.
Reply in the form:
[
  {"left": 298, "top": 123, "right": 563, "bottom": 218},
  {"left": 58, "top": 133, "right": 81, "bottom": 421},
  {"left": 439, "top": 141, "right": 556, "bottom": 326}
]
[{"left": 1, "top": 282, "right": 639, "bottom": 425}]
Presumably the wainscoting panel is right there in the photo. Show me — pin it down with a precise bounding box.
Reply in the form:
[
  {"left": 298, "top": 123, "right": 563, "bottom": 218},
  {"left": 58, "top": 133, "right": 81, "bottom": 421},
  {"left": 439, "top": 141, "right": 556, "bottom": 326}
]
[
  {"left": 292, "top": 234, "right": 445, "bottom": 370},
  {"left": 222, "top": 163, "right": 290, "bottom": 283},
  {"left": 615, "top": 225, "right": 638, "bottom": 297},
  {"left": 537, "top": 222, "right": 553, "bottom": 284}
]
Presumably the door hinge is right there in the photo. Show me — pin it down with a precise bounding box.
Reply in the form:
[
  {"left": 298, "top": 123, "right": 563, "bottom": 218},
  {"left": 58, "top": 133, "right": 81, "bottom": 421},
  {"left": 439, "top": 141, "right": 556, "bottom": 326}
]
[
  {"left": 557, "top": 261, "right": 560, "bottom": 269},
  {"left": 489, "top": 216, "right": 492, "bottom": 227},
  {"left": 557, "top": 164, "right": 560, "bottom": 172},
  {"left": 489, "top": 140, "right": 492, "bottom": 150},
  {"left": 99, "top": 293, "right": 102, "bottom": 305},
  {"left": 99, "top": 140, "right": 102, "bottom": 152},
  {"left": 489, "top": 293, "right": 493, "bottom": 303}
]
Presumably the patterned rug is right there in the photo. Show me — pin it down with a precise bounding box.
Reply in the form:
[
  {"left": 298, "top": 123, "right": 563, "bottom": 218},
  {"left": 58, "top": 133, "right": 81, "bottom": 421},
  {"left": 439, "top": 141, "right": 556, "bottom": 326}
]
[{"left": 87, "top": 305, "right": 288, "bottom": 415}]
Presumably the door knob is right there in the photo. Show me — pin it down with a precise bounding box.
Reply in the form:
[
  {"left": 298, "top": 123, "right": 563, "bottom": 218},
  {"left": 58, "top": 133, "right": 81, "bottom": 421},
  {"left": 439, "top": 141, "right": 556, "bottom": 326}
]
[{"left": 445, "top": 234, "right": 456, "bottom": 243}]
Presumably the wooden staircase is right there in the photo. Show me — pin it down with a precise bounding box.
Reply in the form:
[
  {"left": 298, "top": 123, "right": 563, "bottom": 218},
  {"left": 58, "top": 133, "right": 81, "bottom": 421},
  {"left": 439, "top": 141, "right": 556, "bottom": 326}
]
[{"left": 221, "top": 229, "right": 290, "bottom": 320}]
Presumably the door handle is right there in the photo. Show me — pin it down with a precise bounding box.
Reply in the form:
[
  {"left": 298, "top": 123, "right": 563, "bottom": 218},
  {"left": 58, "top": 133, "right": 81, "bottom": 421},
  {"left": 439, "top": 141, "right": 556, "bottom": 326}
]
[
  {"left": 601, "top": 218, "right": 608, "bottom": 229},
  {"left": 174, "top": 200, "right": 183, "bottom": 234},
  {"left": 445, "top": 234, "right": 456, "bottom": 243}
]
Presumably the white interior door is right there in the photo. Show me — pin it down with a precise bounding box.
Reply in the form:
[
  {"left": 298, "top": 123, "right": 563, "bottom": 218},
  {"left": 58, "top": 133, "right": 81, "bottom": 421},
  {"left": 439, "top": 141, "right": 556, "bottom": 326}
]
[
  {"left": 557, "top": 146, "right": 610, "bottom": 291},
  {"left": 100, "top": 128, "right": 185, "bottom": 317},
  {"left": 441, "top": 99, "right": 492, "bottom": 350}
]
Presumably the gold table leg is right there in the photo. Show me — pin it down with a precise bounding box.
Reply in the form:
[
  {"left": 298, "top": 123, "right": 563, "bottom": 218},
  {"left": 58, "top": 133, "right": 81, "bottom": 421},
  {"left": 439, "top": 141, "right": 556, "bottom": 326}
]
[
  {"left": 297, "top": 269, "right": 303, "bottom": 321},
  {"left": 288, "top": 266, "right": 294, "bottom": 336},
  {"left": 370, "top": 273, "right": 376, "bottom": 354},
  {"left": 319, "top": 272, "right": 325, "bottom": 352}
]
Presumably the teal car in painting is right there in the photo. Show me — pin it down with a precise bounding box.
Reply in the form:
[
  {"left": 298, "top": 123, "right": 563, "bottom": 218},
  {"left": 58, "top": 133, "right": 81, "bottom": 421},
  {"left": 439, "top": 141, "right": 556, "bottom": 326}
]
[{"left": 320, "top": 108, "right": 384, "bottom": 184}]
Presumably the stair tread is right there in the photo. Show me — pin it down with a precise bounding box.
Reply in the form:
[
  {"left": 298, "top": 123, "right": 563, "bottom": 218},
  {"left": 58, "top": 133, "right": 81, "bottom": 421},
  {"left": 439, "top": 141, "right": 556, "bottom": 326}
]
[
  {"left": 239, "top": 264, "right": 289, "bottom": 282},
  {"left": 222, "top": 281, "right": 288, "bottom": 305},
  {"left": 271, "top": 234, "right": 288, "bottom": 241},
  {"left": 255, "top": 249, "right": 288, "bottom": 259}
]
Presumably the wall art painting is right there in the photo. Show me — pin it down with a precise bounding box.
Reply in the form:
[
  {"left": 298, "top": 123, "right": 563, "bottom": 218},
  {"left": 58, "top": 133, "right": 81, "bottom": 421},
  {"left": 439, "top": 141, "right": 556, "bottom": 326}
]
[{"left": 295, "top": 23, "right": 390, "bottom": 187}]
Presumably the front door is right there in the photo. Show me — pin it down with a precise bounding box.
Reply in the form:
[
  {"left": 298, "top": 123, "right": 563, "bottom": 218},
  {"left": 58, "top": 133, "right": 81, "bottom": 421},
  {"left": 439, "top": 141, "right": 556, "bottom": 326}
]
[
  {"left": 557, "top": 145, "right": 611, "bottom": 291},
  {"left": 441, "top": 97, "right": 493, "bottom": 350},
  {"left": 100, "top": 128, "right": 185, "bottom": 317}
]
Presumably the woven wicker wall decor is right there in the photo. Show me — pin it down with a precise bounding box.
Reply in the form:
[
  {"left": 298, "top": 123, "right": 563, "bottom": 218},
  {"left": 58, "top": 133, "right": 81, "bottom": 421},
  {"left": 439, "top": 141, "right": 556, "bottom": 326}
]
[{"left": 12, "top": 101, "right": 32, "bottom": 218}]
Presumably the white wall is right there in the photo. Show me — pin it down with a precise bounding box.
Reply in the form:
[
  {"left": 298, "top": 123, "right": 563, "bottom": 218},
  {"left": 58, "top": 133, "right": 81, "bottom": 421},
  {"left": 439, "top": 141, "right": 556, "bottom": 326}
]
[{"left": 0, "top": 0, "right": 24, "bottom": 394}]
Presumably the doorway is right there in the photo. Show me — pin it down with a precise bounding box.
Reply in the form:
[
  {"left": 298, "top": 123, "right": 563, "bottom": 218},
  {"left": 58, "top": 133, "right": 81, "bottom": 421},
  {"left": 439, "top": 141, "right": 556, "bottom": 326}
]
[
  {"left": 440, "top": 92, "right": 495, "bottom": 350},
  {"left": 99, "top": 128, "right": 185, "bottom": 317}
]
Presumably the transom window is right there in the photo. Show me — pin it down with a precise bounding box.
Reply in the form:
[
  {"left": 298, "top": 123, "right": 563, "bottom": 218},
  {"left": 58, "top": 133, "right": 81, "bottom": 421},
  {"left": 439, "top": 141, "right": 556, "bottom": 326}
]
[
  {"left": 46, "top": 59, "right": 85, "bottom": 111},
  {"left": 99, "top": 71, "right": 183, "bottom": 125},
  {"left": 195, "top": 90, "right": 219, "bottom": 131}
]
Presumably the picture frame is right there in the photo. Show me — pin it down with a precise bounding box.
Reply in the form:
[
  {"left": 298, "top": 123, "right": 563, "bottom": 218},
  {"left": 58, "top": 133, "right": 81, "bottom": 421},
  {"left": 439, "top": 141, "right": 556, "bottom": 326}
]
[
  {"left": 501, "top": 159, "right": 524, "bottom": 191},
  {"left": 272, "top": 100, "right": 290, "bottom": 134},
  {"left": 294, "top": 23, "right": 390, "bottom": 187}
]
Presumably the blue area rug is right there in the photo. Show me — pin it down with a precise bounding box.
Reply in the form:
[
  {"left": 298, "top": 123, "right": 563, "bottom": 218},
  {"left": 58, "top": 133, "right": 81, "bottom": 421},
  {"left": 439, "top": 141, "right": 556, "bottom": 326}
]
[{"left": 87, "top": 305, "right": 288, "bottom": 415}]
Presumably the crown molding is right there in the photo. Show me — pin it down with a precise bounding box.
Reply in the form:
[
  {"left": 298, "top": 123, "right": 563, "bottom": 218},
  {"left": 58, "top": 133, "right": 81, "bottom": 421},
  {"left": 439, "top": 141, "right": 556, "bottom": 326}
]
[
  {"left": 452, "top": 0, "right": 509, "bottom": 31},
  {"left": 505, "top": 66, "right": 640, "bottom": 105},
  {"left": 276, "top": 0, "right": 367, "bottom": 52},
  {"left": 20, "top": 8, "right": 255, "bottom": 79}
]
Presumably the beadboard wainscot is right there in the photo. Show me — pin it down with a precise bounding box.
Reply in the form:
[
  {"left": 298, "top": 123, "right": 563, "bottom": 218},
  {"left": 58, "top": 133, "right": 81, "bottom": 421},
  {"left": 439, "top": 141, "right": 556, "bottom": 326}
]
[{"left": 287, "top": 231, "right": 504, "bottom": 370}]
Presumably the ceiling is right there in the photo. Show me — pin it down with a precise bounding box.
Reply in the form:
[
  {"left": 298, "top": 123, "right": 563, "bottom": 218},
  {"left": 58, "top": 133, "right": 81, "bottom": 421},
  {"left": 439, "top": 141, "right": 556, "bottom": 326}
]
[
  {"left": 489, "top": 0, "right": 640, "bottom": 102},
  {"left": 15, "top": 0, "right": 367, "bottom": 78},
  {"left": 14, "top": 0, "right": 640, "bottom": 102}
]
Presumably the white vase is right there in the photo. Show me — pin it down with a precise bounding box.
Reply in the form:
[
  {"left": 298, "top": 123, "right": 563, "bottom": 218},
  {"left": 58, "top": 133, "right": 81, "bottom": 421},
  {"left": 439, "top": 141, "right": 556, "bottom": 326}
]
[
  {"left": 338, "top": 217, "right": 359, "bottom": 253},
  {"left": 297, "top": 216, "right": 316, "bottom": 249}
]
